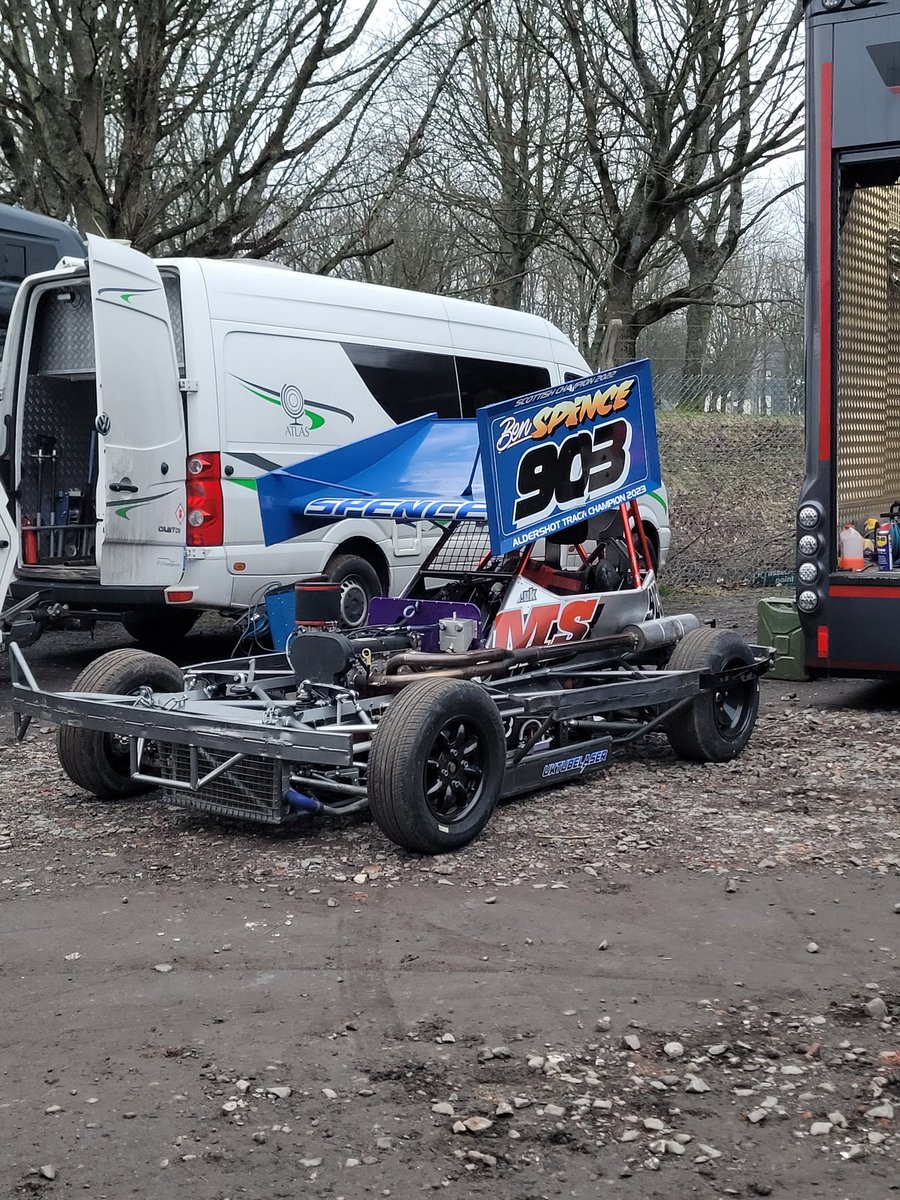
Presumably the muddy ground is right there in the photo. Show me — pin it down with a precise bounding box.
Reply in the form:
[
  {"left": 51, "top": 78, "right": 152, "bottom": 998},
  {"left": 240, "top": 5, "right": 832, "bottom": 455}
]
[{"left": 1, "top": 589, "right": 898, "bottom": 1199}]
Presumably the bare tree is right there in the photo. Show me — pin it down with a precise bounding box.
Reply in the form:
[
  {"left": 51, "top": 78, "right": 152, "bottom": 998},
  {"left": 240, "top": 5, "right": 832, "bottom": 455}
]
[
  {"left": 0, "top": 0, "right": 468, "bottom": 253},
  {"left": 531, "top": 0, "right": 803, "bottom": 363},
  {"left": 362, "top": 0, "right": 581, "bottom": 310}
]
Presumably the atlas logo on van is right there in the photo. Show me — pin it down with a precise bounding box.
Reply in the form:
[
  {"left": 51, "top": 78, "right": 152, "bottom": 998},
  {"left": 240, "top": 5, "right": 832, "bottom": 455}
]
[{"left": 232, "top": 375, "right": 354, "bottom": 433}]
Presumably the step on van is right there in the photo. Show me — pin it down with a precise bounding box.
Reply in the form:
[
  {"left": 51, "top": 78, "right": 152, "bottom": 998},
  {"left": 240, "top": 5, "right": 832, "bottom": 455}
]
[{"left": 0, "top": 235, "right": 670, "bottom": 644}]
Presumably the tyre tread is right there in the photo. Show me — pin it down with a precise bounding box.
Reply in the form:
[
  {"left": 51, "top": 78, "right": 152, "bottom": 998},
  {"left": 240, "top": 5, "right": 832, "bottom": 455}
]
[
  {"left": 368, "top": 678, "right": 505, "bottom": 853},
  {"left": 665, "top": 627, "right": 758, "bottom": 762},
  {"left": 57, "top": 649, "right": 183, "bottom": 799}
]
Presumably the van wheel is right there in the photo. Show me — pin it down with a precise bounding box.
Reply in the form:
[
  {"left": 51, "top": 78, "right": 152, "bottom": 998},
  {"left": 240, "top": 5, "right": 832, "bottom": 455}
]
[
  {"left": 664, "top": 628, "right": 759, "bottom": 763},
  {"left": 122, "top": 607, "right": 198, "bottom": 647},
  {"left": 367, "top": 678, "right": 506, "bottom": 854},
  {"left": 57, "top": 649, "right": 184, "bottom": 799},
  {"left": 324, "top": 554, "right": 382, "bottom": 628}
]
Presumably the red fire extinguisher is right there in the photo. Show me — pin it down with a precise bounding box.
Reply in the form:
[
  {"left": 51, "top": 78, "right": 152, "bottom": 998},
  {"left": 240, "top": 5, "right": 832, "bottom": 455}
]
[{"left": 22, "top": 514, "right": 38, "bottom": 565}]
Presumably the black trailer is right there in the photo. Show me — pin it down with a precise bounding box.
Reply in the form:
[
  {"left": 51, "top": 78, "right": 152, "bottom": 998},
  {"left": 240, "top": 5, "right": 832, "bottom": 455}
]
[{"left": 798, "top": 0, "right": 900, "bottom": 675}]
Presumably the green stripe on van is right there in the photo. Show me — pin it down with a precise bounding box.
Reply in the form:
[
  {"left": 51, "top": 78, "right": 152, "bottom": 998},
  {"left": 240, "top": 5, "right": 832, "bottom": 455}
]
[
  {"left": 237, "top": 381, "right": 326, "bottom": 430},
  {"left": 228, "top": 477, "right": 259, "bottom": 490},
  {"left": 647, "top": 489, "right": 667, "bottom": 513}
]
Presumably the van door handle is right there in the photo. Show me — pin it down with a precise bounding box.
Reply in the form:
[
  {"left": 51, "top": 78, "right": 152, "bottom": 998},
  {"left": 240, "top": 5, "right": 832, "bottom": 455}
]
[{"left": 109, "top": 480, "right": 139, "bottom": 494}]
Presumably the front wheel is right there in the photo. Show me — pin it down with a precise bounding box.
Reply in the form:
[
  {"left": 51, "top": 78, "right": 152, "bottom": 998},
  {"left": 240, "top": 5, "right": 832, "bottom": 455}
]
[
  {"left": 664, "top": 628, "right": 759, "bottom": 763},
  {"left": 367, "top": 678, "right": 506, "bottom": 854},
  {"left": 57, "top": 649, "right": 184, "bottom": 799}
]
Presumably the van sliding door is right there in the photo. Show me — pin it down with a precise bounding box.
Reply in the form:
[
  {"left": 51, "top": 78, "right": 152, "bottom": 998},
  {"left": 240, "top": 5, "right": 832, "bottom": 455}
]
[{"left": 88, "top": 235, "right": 186, "bottom": 587}]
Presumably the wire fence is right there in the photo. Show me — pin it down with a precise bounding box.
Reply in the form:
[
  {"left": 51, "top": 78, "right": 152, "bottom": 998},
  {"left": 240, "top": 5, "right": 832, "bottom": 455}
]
[
  {"left": 654, "top": 371, "right": 803, "bottom": 417},
  {"left": 656, "top": 399, "right": 804, "bottom": 590}
]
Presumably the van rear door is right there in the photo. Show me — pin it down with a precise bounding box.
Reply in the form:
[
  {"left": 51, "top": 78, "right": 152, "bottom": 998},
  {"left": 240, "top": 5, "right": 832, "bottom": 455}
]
[
  {"left": 0, "top": 482, "right": 15, "bottom": 614},
  {"left": 88, "top": 235, "right": 186, "bottom": 586}
]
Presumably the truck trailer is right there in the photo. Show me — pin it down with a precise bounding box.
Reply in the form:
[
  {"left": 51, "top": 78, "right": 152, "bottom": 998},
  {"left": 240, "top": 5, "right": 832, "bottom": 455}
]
[{"left": 797, "top": 0, "right": 900, "bottom": 675}]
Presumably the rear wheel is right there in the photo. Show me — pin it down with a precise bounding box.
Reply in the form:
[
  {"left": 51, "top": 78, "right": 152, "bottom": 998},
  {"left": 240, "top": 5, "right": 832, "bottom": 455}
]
[
  {"left": 664, "top": 628, "right": 759, "bottom": 762},
  {"left": 57, "top": 649, "right": 183, "bottom": 798},
  {"left": 367, "top": 678, "right": 506, "bottom": 854},
  {"left": 122, "top": 607, "right": 198, "bottom": 648},
  {"left": 324, "top": 554, "right": 382, "bottom": 628}
]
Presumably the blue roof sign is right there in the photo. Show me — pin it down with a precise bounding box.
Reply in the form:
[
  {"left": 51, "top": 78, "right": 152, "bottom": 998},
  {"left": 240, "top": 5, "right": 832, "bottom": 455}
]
[{"left": 476, "top": 360, "right": 661, "bottom": 553}]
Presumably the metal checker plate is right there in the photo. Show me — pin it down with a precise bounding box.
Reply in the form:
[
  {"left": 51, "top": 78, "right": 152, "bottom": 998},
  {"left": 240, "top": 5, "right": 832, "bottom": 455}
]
[
  {"left": 33, "top": 275, "right": 184, "bottom": 375},
  {"left": 836, "top": 182, "right": 900, "bottom": 522}
]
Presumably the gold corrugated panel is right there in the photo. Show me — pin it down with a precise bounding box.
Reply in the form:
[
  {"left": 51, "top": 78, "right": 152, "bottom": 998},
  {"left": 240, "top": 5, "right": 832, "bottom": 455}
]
[
  {"left": 836, "top": 184, "right": 894, "bottom": 524},
  {"left": 887, "top": 189, "right": 900, "bottom": 503}
]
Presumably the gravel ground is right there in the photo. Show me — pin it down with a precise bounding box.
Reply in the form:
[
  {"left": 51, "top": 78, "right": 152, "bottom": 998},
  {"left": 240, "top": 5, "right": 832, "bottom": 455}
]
[{"left": 1, "top": 588, "right": 899, "bottom": 1198}]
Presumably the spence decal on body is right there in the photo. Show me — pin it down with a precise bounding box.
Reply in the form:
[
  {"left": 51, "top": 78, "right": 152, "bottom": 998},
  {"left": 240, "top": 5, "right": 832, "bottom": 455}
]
[
  {"left": 303, "top": 496, "right": 487, "bottom": 522},
  {"left": 232, "top": 375, "right": 354, "bottom": 437},
  {"left": 476, "top": 360, "right": 661, "bottom": 555}
]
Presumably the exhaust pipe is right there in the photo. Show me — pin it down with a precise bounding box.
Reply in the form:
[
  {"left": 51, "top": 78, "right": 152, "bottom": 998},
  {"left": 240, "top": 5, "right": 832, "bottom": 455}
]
[{"left": 622, "top": 613, "right": 701, "bottom": 651}]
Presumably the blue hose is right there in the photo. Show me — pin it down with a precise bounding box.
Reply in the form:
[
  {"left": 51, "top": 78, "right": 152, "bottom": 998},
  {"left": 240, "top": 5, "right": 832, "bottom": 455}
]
[{"left": 284, "top": 787, "right": 323, "bottom": 814}]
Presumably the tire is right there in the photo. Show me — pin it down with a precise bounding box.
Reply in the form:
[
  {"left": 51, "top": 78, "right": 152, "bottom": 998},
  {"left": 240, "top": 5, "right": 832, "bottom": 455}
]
[
  {"left": 642, "top": 526, "right": 660, "bottom": 575},
  {"left": 367, "top": 678, "right": 506, "bottom": 854},
  {"left": 324, "top": 554, "right": 382, "bottom": 629},
  {"left": 122, "top": 607, "right": 199, "bottom": 648},
  {"left": 57, "top": 649, "right": 184, "bottom": 799},
  {"left": 664, "top": 627, "right": 759, "bottom": 763}
]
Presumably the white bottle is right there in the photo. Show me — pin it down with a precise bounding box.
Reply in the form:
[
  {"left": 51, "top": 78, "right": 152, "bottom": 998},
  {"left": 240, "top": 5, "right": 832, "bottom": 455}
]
[{"left": 838, "top": 523, "right": 865, "bottom": 570}]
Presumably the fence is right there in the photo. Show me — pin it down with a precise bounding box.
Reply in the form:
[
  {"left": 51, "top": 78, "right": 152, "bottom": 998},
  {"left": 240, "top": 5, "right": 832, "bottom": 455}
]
[
  {"left": 655, "top": 401, "right": 804, "bottom": 590},
  {"left": 654, "top": 369, "right": 803, "bottom": 418}
]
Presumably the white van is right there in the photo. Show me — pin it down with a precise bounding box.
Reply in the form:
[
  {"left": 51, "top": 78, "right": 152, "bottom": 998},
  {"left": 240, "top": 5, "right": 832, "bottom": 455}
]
[{"left": 0, "top": 235, "right": 669, "bottom": 642}]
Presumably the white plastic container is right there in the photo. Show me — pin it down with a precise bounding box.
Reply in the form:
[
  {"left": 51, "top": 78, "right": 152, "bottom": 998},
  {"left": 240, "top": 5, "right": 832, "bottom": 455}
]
[{"left": 839, "top": 522, "right": 865, "bottom": 570}]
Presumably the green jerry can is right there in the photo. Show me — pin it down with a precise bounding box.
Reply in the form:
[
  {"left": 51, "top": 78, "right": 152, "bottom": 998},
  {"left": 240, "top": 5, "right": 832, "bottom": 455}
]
[{"left": 756, "top": 597, "right": 808, "bottom": 681}]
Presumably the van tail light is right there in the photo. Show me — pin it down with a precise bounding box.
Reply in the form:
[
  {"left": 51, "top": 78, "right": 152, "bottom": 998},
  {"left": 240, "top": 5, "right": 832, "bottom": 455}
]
[{"left": 186, "top": 451, "right": 223, "bottom": 546}]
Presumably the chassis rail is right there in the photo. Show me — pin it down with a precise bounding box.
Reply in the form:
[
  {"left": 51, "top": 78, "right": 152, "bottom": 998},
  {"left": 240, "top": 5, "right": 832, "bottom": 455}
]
[{"left": 9, "top": 634, "right": 772, "bottom": 831}]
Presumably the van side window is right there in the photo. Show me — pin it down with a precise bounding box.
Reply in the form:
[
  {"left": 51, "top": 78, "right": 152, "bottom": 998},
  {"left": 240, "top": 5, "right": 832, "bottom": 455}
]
[
  {"left": 342, "top": 343, "right": 460, "bottom": 421},
  {"left": 2, "top": 243, "right": 26, "bottom": 280},
  {"left": 456, "top": 357, "right": 551, "bottom": 417},
  {"left": 564, "top": 371, "right": 585, "bottom": 382}
]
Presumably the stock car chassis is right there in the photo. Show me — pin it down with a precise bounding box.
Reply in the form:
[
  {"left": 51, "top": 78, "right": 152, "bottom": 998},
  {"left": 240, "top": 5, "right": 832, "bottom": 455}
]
[
  {"left": 8, "top": 376, "right": 771, "bottom": 853},
  {"left": 10, "top": 574, "right": 770, "bottom": 854}
]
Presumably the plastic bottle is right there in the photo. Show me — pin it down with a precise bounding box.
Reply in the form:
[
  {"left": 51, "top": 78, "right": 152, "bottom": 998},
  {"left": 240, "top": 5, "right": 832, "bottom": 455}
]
[
  {"left": 839, "top": 522, "right": 865, "bottom": 570},
  {"left": 876, "top": 518, "right": 894, "bottom": 571}
]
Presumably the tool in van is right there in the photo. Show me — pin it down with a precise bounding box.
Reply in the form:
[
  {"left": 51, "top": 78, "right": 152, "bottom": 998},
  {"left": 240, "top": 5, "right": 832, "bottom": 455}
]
[
  {"left": 64, "top": 489, "right": 83, "bottom": 559},
  {"left": 29, "top": 435, "right": 57, "bottom": 561},
  {"left": 53, "top": 491, "right": 69, "bottom": 559},
  {"left": 79, "top": 431, "right": 97, "bottom": 558},
  {"left": 21, "top": 514, "right": 38, "bottom": 564}
]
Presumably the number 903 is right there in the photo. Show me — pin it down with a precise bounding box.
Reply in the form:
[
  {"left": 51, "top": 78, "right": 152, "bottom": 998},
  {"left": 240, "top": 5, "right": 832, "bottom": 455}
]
[{"left": 513, "top": 421, "right": 629, "bottom": 524}]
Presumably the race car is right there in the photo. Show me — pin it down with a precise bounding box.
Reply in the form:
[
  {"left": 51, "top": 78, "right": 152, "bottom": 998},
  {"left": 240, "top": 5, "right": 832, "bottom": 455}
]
[{"left": 10, "top": 364, "right": 770, "bottom": 854}]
